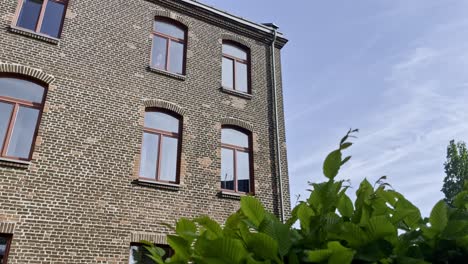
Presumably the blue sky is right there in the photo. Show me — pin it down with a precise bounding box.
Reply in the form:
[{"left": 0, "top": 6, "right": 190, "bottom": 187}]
[{"left": 200, "top": 0, "right": 468, "bottom": 216}]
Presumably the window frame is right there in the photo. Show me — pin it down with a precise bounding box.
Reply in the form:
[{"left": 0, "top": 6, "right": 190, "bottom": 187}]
[
  {"left": 0, "top": 74, "right": 48, "bottom": 162},
  {"left": 129, "top": 242, "right": 174, "bottom": 263},
  {"left": 222, "top": 41, "right": 251, "bottom": 94},
  {"left": 220, "top": 126, "right": 254, "bottom": 194},
  {"left": 0, "top": 233, "right": 13, "bottom": 264},
  {"left": 13, "top": 0, "right": 69, "bottom": 39},
  {"left": 138, "top": 108, "right": 183, "bottom": 184},
  {"left": 150, "top": 17, "right": 188, "bottom": 75}
]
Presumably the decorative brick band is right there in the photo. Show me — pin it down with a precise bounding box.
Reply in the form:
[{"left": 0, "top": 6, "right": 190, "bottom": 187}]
[
  {"left": 131, "top": 232, "right": 167, "bottom": 244},
  {"left": 143, "top": 99, "right": 186, "bottom": 116},
  {"left": 154, "top": 9, "right": 191, "bottom": 27},
  {"left": 0, "top": 222, "right": 15, "bottom": 234},
  {"left": 221, "top": 33, "right": 252, "bottom": 49},
  {"left": 0, "top": 62, "right": 55, "bottom": 84},
  {"left": 220, "top": 117, "right": 253, "bottom": 131}
]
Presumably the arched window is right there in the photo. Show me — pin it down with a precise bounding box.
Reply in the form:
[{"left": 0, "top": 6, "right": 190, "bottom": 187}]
[
  {"left": 0, "top": 76, "right": 47, "bottom": 161},
  {"left": 14, "top": 0, "right": 68, "bottom": 38},
  {"left": 139, "top": 109, "right": 182, "bottom": 184},
  {"left": 221, "top": 127, "right": 253, "bottom": 193},
  {"left": 222, "top": 41, "right": 250, "bottom": 94},
  {"left": 151, "top": 18, "right": 187, "bottom": 75}
]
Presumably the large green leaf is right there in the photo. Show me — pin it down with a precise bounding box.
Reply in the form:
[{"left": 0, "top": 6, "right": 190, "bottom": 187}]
[
  {"left": 305, "top": 249, "right": 332, "bottom": 262},
  {"left": 195, "top": 216, "right": 223, "bottom": 239},
  {"left": 195, "top": 236, "right": 247, "bottom": 263},
  {"left": 367, "top": 216, "right": 397, "bottom": 240},
  {"left": 323, "top": 150, "right": 342, "bottom": 180},
  {"left": 246, "top": 233, "right": 280, "bottom": 262},
  {"left": 355, "top": 239, "right": 393, "bottom": 262},
  {"left": 327, "top": 241, "right": 355, "bottom": 264},
  {"left": 337, "top": 194, "right": 354, "bottom": 218},
  {"left": 259, "top": 215, "right": 292, "bottom": 257},
  {"left": 429, "top": 200, "right": 448, "bottom": 233},
  {"left": 167, "top": 235, "right": 191, "bottom": 261},
  {"left": 176, "top": 218, "right": 198, "bottom": 242},
  {"left": 241, "top": 196, "right": 266, "bottom": 228},
  {"left": 329, "top": 222, "right": 369, "bottom": 248}
]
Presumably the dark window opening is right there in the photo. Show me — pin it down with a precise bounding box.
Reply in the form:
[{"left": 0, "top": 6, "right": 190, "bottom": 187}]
[
  {"left": 129, "top": 243, "right": 174, "bottom": 264},
  {"left": 221, "top": 127, "right": 253, "bottom": 193},
  {"left": 222, "top": 41, "right": 251, "bottom": 94},
  {"left": 0, "top": 234, "right": 12, "bottom": 264},
  {"left": 0, "top": 76, "right": 47, "bottom": 161},
  {"left": 151, "top": 18, "right": 187, "bottom": 75},
  {"left": 15, "top": 0, "right": 68, "bottom": 38},
  {"left": 139, "top": 109, "right": 182, "bottom": 184}
]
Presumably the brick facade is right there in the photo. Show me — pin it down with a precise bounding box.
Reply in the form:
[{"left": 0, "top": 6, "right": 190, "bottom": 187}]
[{"left": 0, "top": 0, "right": 290, "bottom": 263}]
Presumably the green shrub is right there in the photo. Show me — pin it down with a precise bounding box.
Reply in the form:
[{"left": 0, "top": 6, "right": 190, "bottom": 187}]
[{"left": 142, "top": 130, "right": 468, "bottom": 264}]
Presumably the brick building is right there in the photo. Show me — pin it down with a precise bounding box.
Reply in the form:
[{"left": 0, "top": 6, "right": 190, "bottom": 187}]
[{"left": 0, "top": 0, "right": 290, "bottom": 263}]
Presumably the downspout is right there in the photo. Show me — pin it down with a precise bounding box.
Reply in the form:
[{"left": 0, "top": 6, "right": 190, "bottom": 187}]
[{"left": 264, "top": 23, "right": 285, "bottom": 223}]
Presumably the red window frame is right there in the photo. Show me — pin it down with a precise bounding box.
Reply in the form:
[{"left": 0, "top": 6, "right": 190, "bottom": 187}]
[
  {"left": 151, "top": 17, "right": 188, "bottom": 75},
  {"left": 222, "top": 41, "right": 251, "bottom": 94},
  {"left": 0, "top": 75, "right": 47, "bottom": 162},
  {"left": 13, "top": 0, "right": 69, "bottom": 38},
  {"left": 221, "top": 126, "right": 254, "bottom": 194},
  {"left": 138, "top": 109, "right": 182, "bottom": 184},
  {"left": 0, "top": 234, "right": 13, "bottom": 264}
]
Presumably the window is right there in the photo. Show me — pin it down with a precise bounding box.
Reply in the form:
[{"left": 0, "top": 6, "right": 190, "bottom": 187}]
[
  {"left": 221, "top": 127, "right": 253, "bottom": 193},
  {"left": 129, "top": 243, "right": 174, "bottom": 264},
  {"left": 139, "top": 109, "right": 182, "bottom": 183},
  {"left": 222, "top": 41, "right": 250, "bottom": 93},
  {"left": 151, "top": 18, "right": 187, "bottom": 75},
  {"left": 14, "top": 0, "right": 68, "bottom": 38},
  {"left": 0, "top": 76, "right": 47, "bottom": 161},
  {"left": 0, "top": 234, "right": 12, "bottom": 264}
]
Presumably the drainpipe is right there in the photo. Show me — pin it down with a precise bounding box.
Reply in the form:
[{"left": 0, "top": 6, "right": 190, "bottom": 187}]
[{"left": 263, "top": 23, "right": 285, "bottom": 223}]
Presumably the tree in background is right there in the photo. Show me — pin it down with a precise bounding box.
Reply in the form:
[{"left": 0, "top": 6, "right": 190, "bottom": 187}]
[{"left": 442, "top": 140, "right": 468, "bottom": 205}]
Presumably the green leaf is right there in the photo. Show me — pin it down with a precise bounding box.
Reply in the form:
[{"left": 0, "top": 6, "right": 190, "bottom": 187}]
[
  {"left": 367, "top": 216, "right": 397, "bottom": 240},
  {"left": 337, "top": 194, "right": 354, "bottom": 218},
  {"left": 195, "top": 237, "right": 247, "bottom": 263},
  {"left": 323, "top": 150, "right": 342, "bottom": 179},
  {"left": 246, "top": 233, "right": 280, "bottom": 262},
  {"left": 341, "top": 156, "right": 352, "bottom": 166},
  {"left": 305, "top": 249, "right": 332, "bottom": 262},
  {"left": 327, "top": 241, "right": 355, "bottom": 264},
  {"left": 355, "top": 239, "right": 393, "bottom": 262},
  {"left": 340, "top": 142, "right": 353, "bottom": 150},
  {"left": 259, "top": 215, "right": 292, "bottom": 257},
  {"left": 329, "top": 222, "right": 369, "bottom": 248},
  {"left": 176, "top": 218, "right": 198, "bottom": 242},
  {"left": 297, "top": 203, "right": 314, "bottom": 232},
  {"left": 241, "top": 196, "right": 266, "bottom": 228},
  {"left": 167, "top": 235, "right": 191, "bottom": 261},
  {"left": 429, "top": 200, "right": 448, "bottom": 233},
  {"left": 195, "top": 216, "right": 223, "bottom": 239}
]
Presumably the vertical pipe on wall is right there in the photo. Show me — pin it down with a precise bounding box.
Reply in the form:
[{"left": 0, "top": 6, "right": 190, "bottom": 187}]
[{"left": 264, "top": 23, "right": 285, "bottom": 223}]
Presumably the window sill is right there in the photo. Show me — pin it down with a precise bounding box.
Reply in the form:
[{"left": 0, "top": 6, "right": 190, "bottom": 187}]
[
  {"left": 8, "top": 26, "right": 59, "bottom": 45},
  {"left": 220, "top": 87, "right": 252, "bottom": 100},
  {"left": 132, "top": 179, "right": 181, "bottom": 191},
  {"left": 218, "top": 190, "right": 250, "bottom": 200},
  {"left": 148, "top": 67, "right": 186, "bottom": 81},
  {"left": 0, "top": 157, "right": 31, "bottom": 169}
]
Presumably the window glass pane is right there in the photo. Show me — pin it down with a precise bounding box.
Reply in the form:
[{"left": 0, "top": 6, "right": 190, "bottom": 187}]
[
  {"left": 139, "top": 133, "right": 159, "bottom": 179},
  {"left": 40, "top": 0, "right": 66, "bottom": 38},
  {"left": 0, "top": 78, "right": 45, "bottom": 103},
  {"left": 144, "top": 112, "right": 179, "bottom": 133},
  {"left": 151, "top": 36, "right": 167, "bottom": 70},
  {"left": 235, "top": 62, "right": 248, "bottom": 93},
  {"left": 154, "top": 21, "right": 185, "bottom": 39},
  {"left": 16, "top": 0, "right": 43, "bottom": 31},
  {"left": 221, "top": 148, "right": 234, "bottom": 190},
  {"left": 237, "top": 151, "right": 251, "bottom": 193},
  {"left": 222, "top": 128, "right": 249, "bottom": 148},
  {"left": 222, "top": 58, "right": 234, "bottom": 88},
  {"left": 169, "top": 41, "right": 184, "bottom": 74},
  {"left": 129, "top": 245, "right": 154, "bottom": 264},
  {"left": 159, "top": 136, "right": 178, "bottom": 182},
  {"left": 223, "top": 43, "right": 247, "bottom": 60},
  {"left": 6, "top": 106, "right": 39, "bottom": 159},
  {"left": 0, "top": 103, "right": 14, "bottom": 151}
]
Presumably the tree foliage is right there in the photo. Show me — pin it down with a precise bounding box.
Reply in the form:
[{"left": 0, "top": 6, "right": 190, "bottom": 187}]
[
  {"left": 442, "top": 140, "right": 468, "bottom": 205},
  {"left": 142, "top": 130, "right": 468, "bottom": 264}
]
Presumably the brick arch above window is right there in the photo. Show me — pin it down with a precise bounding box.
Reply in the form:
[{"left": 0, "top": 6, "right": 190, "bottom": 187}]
[
  {"left": 220, "top": 117, "right": 253, "bottom": 132},
  {"left": 143, "top": 99, "right": 186, "bottom": 116},
  {"left": 220, "top": 34, "right": 252, "bottom": 50},
  {"left": 153, "top": 10, "right": 191, "bottom": 28},
  {"left": 0, "top": 62, "right": 55, "bottom": 84}
]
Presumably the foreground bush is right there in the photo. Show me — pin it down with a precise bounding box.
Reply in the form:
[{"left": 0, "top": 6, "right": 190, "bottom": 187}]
[{"left": 143, "top": 130, "right": 468, "bottom": 264}]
